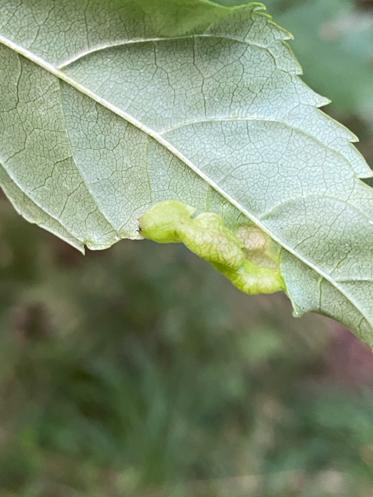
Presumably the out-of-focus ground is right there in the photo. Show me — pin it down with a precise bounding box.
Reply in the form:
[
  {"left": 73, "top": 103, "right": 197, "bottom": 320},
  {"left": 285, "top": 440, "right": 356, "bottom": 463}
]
[{"left": 0, "top": 0, "right": 373, "bottom": 496}]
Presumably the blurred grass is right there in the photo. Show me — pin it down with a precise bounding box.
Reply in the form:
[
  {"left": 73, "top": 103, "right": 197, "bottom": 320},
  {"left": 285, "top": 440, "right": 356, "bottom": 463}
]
[{"left": 0, "top": 0, "right": 373, "bottom": 496}]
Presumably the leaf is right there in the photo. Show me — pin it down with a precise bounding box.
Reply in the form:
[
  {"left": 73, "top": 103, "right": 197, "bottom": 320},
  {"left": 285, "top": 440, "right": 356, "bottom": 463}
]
[
  {"left": 0, "top": 0, "right": 372, "bottom": 342},
  {"left": 272, "top": 0, "right": 373, "bottom": 122}
]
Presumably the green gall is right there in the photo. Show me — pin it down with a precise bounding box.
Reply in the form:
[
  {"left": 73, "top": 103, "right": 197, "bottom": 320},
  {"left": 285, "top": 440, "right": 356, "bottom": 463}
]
[
  {"left": 139, "top": 200, "right": 285, "bottom": 296},
  {"left": 180, "top": 213, "right": 245, "bottom": 270},
  {"left": 139, "top": 200, "right": 195, "bottom": 243}
]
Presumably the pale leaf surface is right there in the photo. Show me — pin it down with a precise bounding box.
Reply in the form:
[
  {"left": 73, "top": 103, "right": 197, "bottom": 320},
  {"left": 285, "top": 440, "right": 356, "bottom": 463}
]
[{"left": 0, "top": 0, "right": 372, "bottom": 342}]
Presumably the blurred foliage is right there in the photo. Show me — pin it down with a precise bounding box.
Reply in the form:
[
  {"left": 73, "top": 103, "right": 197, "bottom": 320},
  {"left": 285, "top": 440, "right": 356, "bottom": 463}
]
[
  {"left": 0, "top": 0, "right": 373, "bottom": 496},
  {"left": 1, "top": 198, "right": 373, "bottom": 497}
]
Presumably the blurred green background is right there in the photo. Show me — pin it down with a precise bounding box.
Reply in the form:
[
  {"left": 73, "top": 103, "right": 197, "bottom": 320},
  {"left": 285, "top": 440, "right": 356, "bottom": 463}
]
[{"left": 0, "top": 1, "right": 373, "bottom": 496}]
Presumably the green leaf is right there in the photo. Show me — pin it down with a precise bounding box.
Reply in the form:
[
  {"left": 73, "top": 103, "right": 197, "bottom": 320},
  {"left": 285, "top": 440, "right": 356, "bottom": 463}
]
[
  {"left": 272, "top": 0, "right": 373, "bottom": 123},
  {"left": 0, "top": 0, "right": 372, "bottom": 342}
]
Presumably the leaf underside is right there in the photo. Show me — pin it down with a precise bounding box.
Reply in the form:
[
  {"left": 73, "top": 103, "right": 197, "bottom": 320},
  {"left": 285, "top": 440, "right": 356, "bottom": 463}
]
[{"left": 0, "top": 0, "right": 372, "bottom": 343}]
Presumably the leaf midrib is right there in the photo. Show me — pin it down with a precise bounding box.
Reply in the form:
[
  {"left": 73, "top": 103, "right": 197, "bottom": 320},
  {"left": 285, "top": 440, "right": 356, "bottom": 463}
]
[{"left": 0, "top": 32, "right": 369, "bottom": 326}]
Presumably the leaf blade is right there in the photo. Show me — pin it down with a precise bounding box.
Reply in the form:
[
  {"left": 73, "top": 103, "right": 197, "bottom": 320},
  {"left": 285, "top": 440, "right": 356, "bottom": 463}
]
[{"left": 0, "top": 0, "right": 372, "bottom": 341}]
